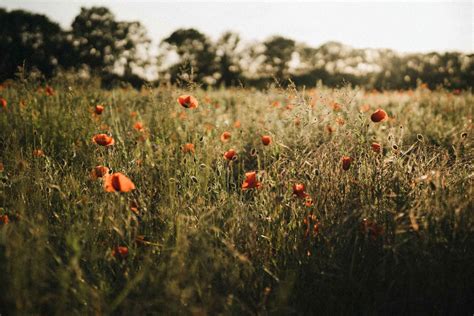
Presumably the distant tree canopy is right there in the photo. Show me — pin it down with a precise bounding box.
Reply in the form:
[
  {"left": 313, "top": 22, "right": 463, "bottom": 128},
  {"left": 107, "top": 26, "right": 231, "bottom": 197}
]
[
  {"left": 215, "top": 31, "right": 243, "bottom": 86},
  {"left": 0, "top": 6, "right": 473, "bottom": 90},
  {"left": 0, "top": 9, "right": 65, "bottom": 81},
  {"left": 160, "top": 28, "right": 217, "bottom": 85},
  {"left": 261, "top": 36, "right": 296, "bottom": 79},
  {"left": 70, "top": 7, "right": 150, "bottom": 76},
  {"left": 0, "top": 7, "right": 150, "bottom": 84}
]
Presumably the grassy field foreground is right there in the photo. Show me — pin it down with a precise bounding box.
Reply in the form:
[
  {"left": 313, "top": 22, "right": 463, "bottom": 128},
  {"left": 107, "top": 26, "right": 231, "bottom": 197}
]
[{"left": 0, "top": 79, "right": 473, "bottom": 314}]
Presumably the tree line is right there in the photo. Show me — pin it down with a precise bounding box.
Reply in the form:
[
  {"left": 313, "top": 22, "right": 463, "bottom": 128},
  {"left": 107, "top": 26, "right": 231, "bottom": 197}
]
[{"left": 1, "top": 6, "right": 473, "bottom": 90}]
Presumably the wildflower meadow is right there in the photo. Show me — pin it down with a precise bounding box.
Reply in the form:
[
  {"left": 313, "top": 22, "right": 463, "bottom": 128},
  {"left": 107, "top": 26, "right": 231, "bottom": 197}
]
[{"left": 0, "top": 78, "right": 473, "bottom": 314}]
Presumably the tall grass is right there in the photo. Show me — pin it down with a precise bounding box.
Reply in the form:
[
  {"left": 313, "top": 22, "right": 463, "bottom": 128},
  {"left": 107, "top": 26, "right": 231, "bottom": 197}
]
[{"left": 0, "top": 78, "right": 473, "bottom": 314}]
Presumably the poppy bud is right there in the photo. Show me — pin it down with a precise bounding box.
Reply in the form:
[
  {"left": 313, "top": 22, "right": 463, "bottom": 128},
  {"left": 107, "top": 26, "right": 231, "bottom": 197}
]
[
  {"left": 341, "top": 156, "right": 352, "bottom": 171},
  {"left": 112, "top": 246, "right": 129, "bottom": 259},
  {"left": 94, "top": 105, "right": 104, "bottom": 115},
  {"left": 261, "top": 135, "right": 272, "bottom": 146},
  {"left": 293, "top": 183, "right": 308, "bottom": 199},
  {"left": 371, "top": 142, "right": 381, "bottom": 153},
  {"left": 91, "top": 165, "right": 109, "bottom": 179},
  {"left": 370, "top": 109, "right": 388, "bottom": 123}
]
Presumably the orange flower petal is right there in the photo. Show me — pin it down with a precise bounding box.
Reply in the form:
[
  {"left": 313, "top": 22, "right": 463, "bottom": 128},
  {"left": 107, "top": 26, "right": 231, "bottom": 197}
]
[
  {"left": 0, "top": 214, "right": 9, "bottom": 224},
  {"left": 370, "top": 109, "right": 388, "bottom": 123},
  {"left": 342, "top": 156, "right": 352, "bottom": 171},
  {"left": 293, "top": 183, "right": 309, "bottom": 199},
  {"left": 261, "top": 135, "right": 272, "bottom": 146},
  {"left": 104, "top": 173, "right": 136, "bottom": 192},
  {"left": 182, "top": 143, "right": 195, "bottom": 154},
  {"left": 92, "top": 134, "right": 115, "bottom": 146},
  {"left": 224, "top": 149, "right": 237, "bottom": 160},
  {"left": 177, "top": 95, "right": 199, "bottom": 109},
  {"left": 112, "top": 246, "right": 129, "bottom": 258},
  {"left": 133, "top": 122, "right": 144, "bottom": 132},
  {"left": 94, "top": 105, "right": 105, "bottom": 115},
  {"left": 371, "top": 142, "right": 382, "bottom": 153},
  {"left": 91, "top": 165, "right": 109, "bottom": 180},
  {"left": 220, "top": 131, "right": 231, "bottom": 142},
  {"left": 242, "top": 171, "right": 262, "bottom": 190}
]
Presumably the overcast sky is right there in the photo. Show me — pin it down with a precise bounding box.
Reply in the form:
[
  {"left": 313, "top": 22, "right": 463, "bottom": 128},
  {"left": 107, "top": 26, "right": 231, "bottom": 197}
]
[{"left": 1, "top": 0, "right": 472, "bottom": 53}]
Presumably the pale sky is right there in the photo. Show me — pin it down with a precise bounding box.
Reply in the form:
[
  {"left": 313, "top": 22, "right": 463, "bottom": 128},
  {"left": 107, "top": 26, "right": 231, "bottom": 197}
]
[{"left": 1, "top": 0, "right": 472, "bottom": 53}]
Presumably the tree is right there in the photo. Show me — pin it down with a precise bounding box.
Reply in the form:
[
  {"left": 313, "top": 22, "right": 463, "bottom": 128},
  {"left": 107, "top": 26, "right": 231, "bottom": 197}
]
[
  {"left": 214, "top": 31, "right": 243, "bottom": 86},
  {"left": 117, "top": 21, "right": 151, "bottom": 78},
  {"left": 0, "top": 9, "right": 66, "bottom": 81},
  {"left": 160, "top": 28, "right": 217, "bottom": 85},
  {"left": 261, "top": 36, "right": 295, "bottom": 79},
  {"left": 70, "top": 7, "right": 150, "bottom": 77}
]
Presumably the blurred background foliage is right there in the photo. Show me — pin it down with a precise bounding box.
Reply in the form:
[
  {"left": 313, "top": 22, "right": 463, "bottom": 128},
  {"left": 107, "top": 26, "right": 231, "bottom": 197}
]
[{"left": 0, "top": 6, "right": 473, "bottom": 90}]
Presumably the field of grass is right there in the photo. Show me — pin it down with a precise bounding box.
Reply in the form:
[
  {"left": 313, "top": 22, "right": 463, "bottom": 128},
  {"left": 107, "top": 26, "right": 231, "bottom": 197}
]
[{"left": 0, "top": 78, "right": 473, "bottom": 314}]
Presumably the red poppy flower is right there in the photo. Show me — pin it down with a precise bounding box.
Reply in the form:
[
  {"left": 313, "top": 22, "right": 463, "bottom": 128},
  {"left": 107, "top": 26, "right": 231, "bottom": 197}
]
[
  {"left": 91, "top": 165, "right": 109, "bottom": 180},
  {"left": 133, "top": 122, "right": 144, "bottom": 132},
  {"left": 223, "top": 149, "right": 237, "bottom": 160},
  {"left": 371, "top": 142, "right": 381, "bottom": 153},
  {"left": 94, "top": 105, "right": 105, "bottom": 115},
  {"left": 342, "top": 156, "right": 352, "bottom": 171},
  {"left": 182, "top": 143, "right": 195, "bottom": 154},
  {"left": 112, "top": 246, "right": 129, "bottom": 259},
  {"left": 293, "top": 183, "right": 309, "bottom": 199},
  {"left": 0, "top": 214, "right": 9, "bottom": 224},
  {"left": 45, "top": 86, "right": 54, "bottom": 96},
  {"left": 0, "top": 98, "right": 6, "bottom": 109},
  {"left": 331, "top": 102, "right": 341, "bottom": 111},
  {"left": 304, "top": 197, "right": 314, "bottom": 207},
  {"left": 242, "top": 171, "right": 262, "bottom": 190},
  {"left": 104, "top": 173, "right": 136, "bottom": 192},
  {"left": 33, "top": 149, "right": 45, "bottom": 157},
  {"left": 220, "top": 131, "right": 231, "bottom": 142},
  {"left": 92, "top": 134, "right": 115, "bottom": 147},
  {"left": 233, "top": 120, "right": 241, "bottom": 128},
  {"left": 177, "top": 95, "right": 198, "bottom": 109},
  {"left": 370, "top": 109, "right": 388, "bottom": 123},
  {"left": 261, "top": 135, "right": 272, "bottom": 146}
]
